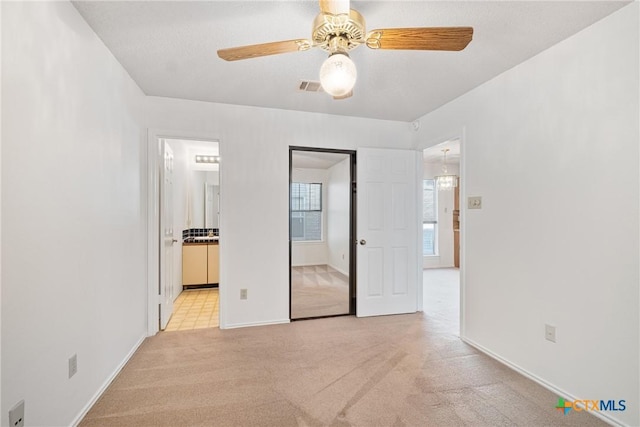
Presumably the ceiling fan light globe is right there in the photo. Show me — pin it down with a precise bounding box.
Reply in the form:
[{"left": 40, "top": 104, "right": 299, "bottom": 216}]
[{"left": 319, "top": 53, "right": 357, "bottom": 97}]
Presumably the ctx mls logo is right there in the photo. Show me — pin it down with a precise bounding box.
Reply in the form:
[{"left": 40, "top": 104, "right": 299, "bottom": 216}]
[{"left": 555, "top": 398, "right": 626, "bottom": 415}]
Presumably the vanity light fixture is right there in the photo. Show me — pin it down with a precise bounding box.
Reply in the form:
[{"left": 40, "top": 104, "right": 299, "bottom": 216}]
[{"left": 195, "top": 155, "right": 220, "bottom": 164}]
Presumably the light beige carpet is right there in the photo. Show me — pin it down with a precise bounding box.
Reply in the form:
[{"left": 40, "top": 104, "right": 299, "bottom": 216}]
[
  {"left": 80, "top": 269, "right": 606, "bottom": 427},
  {"left": 291, "top": 265, "right": 350, "bottom": 319}
]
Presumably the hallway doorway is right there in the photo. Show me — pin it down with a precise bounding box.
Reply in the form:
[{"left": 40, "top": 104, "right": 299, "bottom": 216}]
[{"left": 421, "top": 137, "right": 463, "bottom": 335}]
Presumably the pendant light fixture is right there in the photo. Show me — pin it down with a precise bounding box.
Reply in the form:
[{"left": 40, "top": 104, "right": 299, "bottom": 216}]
[{"left": 435, "top": 148, "right": 458, "bottom": 191}]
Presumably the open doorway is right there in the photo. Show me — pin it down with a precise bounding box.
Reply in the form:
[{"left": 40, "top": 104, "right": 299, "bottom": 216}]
[
  {"left": 422, "top": 139, "right": 461, "bottom": 334},
  {"left": 158, "top": 138, "right": 221, "bottom": 332},
  {"left": 289, "top": 147, "right": 356, "bottom": 320}
]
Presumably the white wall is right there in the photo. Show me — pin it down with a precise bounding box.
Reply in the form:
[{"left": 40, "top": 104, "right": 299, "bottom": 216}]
[
  {"left": 2, "top": 2, "right": 147, "bottom": 426},
  {"left": 414, "top": 4, "right": 639, "bottom": 426},
  {"left": 144, "top": 97, "right": 414, "bottom": 328},
  {"left": 423, "top": 162, "right": 459, "bottom": 269},
  {"left": 327, "top": 158, "right": 351, "bottom": 275},
  {"left": 0, "top": 0, "right": 4, "bottom": 412},
  {"left": 291, "top": 168, "right": 329, "bottom": 267}
]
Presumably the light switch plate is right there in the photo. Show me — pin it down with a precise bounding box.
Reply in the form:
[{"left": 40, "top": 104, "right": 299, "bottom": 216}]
[
  {"left": 545, "top": 324, "right": 556, "bottom": 343},
  {"left": 468, "top": 196, "right": 482, "bottom": 209},
  {"left": 69, "top": 354, "right": 78, "bottom": 378}
]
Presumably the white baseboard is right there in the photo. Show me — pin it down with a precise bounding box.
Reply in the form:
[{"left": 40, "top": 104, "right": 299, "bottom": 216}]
[
  {"left": 461, "top": 336, "right": 627, "bottom": 427},
  {"left": 224, "top": 318, "right": 290, "bottom": 329},
  {"left": 71, "top": 334, "right": 146, "bottom": 426},
  {"left": 291, "top": 262, "right": 328, "bottom": 267},
  {"left": 328, "top": 263, "right": 349, "bottom": 277}
]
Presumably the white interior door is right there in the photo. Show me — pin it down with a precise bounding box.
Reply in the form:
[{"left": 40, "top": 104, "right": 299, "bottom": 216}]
[
  {"left": 160, "top": 141, "right": 175, "bottom": 329},
  {"left": 357, "top": 147, "right": 418, "bottom": 317}
]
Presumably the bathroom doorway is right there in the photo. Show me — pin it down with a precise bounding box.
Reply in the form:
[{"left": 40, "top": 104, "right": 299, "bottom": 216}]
[
  {"left": 149, "top": 135, "right": 222, "bottom": 334},
  {"left": 289, "top": 147, "right": 356, "bottom": 320}
]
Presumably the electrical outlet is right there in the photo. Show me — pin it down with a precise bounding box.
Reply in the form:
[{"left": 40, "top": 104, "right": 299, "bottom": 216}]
[
  {"left": 9, "top": 400, "right": 24, "bottom": 427},
  {"left": 468, "top": 196, "right": 482, "bottom": 209},
  {"left": 240, "top": 289, "right": 247, "bottom": 300},
  {"left": 69, "top": 354, "right": 78, "bottom": 378},
  {"left": 545, "top": 324, "right": 556, "bottom": 343}
]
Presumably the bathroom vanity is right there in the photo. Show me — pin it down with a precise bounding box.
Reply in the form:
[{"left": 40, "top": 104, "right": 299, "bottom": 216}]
[{"left": 182, "top": 230, "right": 220, "bottom": 288}]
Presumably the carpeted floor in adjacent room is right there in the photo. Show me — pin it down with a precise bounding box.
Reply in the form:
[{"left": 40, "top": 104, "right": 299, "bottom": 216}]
[{"left": 291, "top": 264, "right": 350, "bottom": 319}]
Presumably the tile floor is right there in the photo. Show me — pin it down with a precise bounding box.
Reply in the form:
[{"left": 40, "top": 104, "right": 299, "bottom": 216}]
[{"left": 164, "top": 288, "right": 219, "bottom": 331}]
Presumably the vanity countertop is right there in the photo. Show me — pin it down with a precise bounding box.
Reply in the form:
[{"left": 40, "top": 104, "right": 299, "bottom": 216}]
[{"left": 183, "top": 237, "right": 219, "bottom": 245}]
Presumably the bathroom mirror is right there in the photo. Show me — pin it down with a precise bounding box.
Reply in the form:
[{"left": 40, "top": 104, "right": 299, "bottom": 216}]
[
  {"left": 190, "top": 170, "right": 219, "bottom": 228},
  {"left": 205, "top": 183, "right": 219, "bottom": 228}
]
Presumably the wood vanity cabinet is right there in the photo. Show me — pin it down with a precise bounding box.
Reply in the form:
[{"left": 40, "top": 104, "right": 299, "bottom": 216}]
[
  {"left": 182, "top": 243, "right": 219, "bottom": 286},
  {"left": 182, "top": 244, "right": 207, "bottom": 285},
  {"left": 207, "top": 244, "right": 220, "bottom": 284}
]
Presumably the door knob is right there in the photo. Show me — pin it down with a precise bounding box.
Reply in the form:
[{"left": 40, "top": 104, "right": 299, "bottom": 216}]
[
  {"left": 172, "top": 239, "right": 178, "bottom": 243},
  {"left": 359, "top": 239, "right": 367, "bottom": 246}
]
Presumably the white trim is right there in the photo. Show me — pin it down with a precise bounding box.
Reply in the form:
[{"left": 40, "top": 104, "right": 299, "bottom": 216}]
[
  {"left": 461, "top": 336, "right": 626, "bottom": 427},
  {"left": 0, "top": 1, "right": 3, "bottom": 410},
  {"left": 459, "top": 127, "right": 467, "bottom": 338},
  {"left": 146, "top": 129, "right": 223, "bottom": 335},
  {"left": 291, "top": 240, "right": 325, "bottom": 245},
  {"left": 416, "top": 152, "right": 424, "bottom": 312},
  {"left": 146, "top": 130, "right": 159, "bottom": 336},
  {"left": 328, "top": 263, "right": 349, "bottom": 277},
  {"left": 71, "top": 335, "right": 146, "bottom": 426},
  {"left": 292, "top": 262, "right": 330, "bottom": 268},
  {"left": 225, "top": 319, "right": 290, "bottom": 329}
]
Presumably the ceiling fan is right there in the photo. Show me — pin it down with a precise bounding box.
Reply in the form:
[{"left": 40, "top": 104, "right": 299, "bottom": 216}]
[{"left": 217, "top": 0, "right": 473, "bottom": 99}]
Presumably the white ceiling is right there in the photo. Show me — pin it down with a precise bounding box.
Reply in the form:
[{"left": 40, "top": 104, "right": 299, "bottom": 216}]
[
  {"left": 423, "top": 138, "right": 460, "bottom": 164},
  {"left": 292, "top": 150, "right": 350, "bottom": 169},
  {"left": 72, "top": 1, "right": 629, "bottom": 122}
]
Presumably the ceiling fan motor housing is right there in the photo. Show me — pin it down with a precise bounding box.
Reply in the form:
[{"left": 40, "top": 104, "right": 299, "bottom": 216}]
[{"left": 312, "top": 9, "right": 366, "bottom": 52}]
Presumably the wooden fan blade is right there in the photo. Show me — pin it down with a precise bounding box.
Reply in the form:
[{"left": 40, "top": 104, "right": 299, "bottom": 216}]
[
  {"left": 366, "top": 27, "right": 473, "bottom": 51},
  {"left": 319, "top": 0, "right": 350, "bottom": 15},
  {"left": 217, "top": 39, "right": 312, "bottom": 61}
]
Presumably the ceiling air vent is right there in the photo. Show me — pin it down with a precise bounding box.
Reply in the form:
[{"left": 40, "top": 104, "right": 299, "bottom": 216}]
[{"left": 298, "top": 80, "right": 324, "bottom": 93}]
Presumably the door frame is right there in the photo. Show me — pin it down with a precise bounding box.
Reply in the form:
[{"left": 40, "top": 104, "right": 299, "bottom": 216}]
[
  {"left": 159, "top": 141, "right": 175, "bottom": 330},
  {"left": 288, "top": 146, "right": 357, "bottom": 320},
  {"left": 146, "top": 129, "right": 223, "bottom": 336},
  {"left": 416, "top": 127, "right": 467, "bottom": 338}
]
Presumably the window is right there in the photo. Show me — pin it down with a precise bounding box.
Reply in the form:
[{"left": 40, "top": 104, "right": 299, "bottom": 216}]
[
  {"left": 423, "top": 179, "right": 437, "bottom": 255},
  {"left": 291, "top": 182, "right": 322, "bottom": 241}
]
